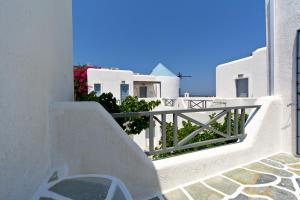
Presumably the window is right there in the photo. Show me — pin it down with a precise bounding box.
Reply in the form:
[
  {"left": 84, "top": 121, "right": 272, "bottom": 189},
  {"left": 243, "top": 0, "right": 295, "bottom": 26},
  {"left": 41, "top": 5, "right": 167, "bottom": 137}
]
[
  {"left": 94, "top": 83, "right": 101, "bottom": 97},
  {"left": 120, "top": 84, "right": 129, "bottom": 102},
  {"left": 139, "top": 86, "right": 147, "bottom": 98},
  {"left": 236, "top": 78, "right": 248, "bottom": 97}
]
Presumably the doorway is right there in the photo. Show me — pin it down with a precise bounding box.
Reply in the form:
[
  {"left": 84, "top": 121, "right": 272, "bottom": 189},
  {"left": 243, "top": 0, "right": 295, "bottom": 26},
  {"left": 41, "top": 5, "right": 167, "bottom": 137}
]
[{"left": 236, "top": 78, "right": 249, "bottom": 97}]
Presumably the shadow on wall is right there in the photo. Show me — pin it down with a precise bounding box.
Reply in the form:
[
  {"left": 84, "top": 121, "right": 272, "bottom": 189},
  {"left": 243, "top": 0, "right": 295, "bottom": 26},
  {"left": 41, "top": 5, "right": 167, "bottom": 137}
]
[
  {"left": 49, "top": 102, "right": 161, "bottom": 200},
  {"left": 290, "top": 34, "right": 298, "bottom": 154}
]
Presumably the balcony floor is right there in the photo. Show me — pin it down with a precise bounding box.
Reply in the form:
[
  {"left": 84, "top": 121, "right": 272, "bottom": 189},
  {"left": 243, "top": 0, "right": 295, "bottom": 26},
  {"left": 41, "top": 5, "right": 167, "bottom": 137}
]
[{"left": 151, "top": 153, "right": 300, "bottom": 200}]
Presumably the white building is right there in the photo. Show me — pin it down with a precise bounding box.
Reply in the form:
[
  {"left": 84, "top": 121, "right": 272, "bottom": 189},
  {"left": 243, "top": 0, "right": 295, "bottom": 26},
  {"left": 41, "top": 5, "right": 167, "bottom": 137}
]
[
  {"left": 216, "top": 47, "right": 268, "bottom": 98},
  {"left": 87, "top": 63, "right": 180, "bottom": 101}
]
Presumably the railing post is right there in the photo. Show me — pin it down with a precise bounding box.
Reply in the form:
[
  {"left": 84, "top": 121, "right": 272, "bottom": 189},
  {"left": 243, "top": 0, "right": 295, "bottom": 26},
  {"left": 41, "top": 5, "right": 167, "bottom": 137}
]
[
  {"left": 149, "top": 114, "right": 155, "bottom": 153},
  {"left": 226, "top": 109, "right": 231, "bottom": 137},
  {"left": 240, "top": 108, "right": 245, "bottom": 135},
  {"left": 161, "top": 113, "right": 167, "bottom": 149},
  {"left": 234, "top": 109, "right": 238, "bottom": 136},
  {"left": 173, "top": 113, "right": 178, "bottom": 146}
]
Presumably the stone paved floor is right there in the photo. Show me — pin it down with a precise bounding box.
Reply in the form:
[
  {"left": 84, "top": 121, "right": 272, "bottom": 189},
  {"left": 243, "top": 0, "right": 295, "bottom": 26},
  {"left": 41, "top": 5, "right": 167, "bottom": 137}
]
[{"left": 151, "top": 153, "right": 300, "bottom": 200}]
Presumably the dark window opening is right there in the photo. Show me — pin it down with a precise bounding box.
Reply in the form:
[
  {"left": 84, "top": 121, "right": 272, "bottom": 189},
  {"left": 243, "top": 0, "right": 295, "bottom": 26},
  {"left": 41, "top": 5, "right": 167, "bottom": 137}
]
[{"left": 236, "top": 78, "right": 248, "bottom": 97}]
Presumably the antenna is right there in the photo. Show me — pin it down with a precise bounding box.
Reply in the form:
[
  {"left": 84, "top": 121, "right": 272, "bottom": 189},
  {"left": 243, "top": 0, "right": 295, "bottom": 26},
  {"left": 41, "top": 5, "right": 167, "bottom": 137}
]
[{"left": 177, "top": 72, "right": 192, "bottom": 79}]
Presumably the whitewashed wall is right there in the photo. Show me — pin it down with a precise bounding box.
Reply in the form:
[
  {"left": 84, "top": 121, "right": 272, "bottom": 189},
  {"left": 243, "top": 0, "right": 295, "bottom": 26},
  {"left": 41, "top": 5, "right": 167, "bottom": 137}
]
[
  {"left": 154, "top": 97, "right": 282, "bottom": 193},
  {"left": 216, "top": 47, "right": 268, "bottom": 98},
  {"left": 1, "top": 1, "right": 298, "bottom": 199},
  {"left": 87, "top": 68, "right": 134, "bottom": 100},
  {"left": 0, "top": 1, "right": 73, "bottom": 199},
  {"left": 50, "top": 102, "right": 161, "bottom": 200},
  {"left": 88, "top": 69, "right": 180, "bottom": 99},
  {"left": 267, "top": 0, "right": 300, "bottom": 153},
  {"left": 155, "top": 76, "right": 180, "bottom": 98}
]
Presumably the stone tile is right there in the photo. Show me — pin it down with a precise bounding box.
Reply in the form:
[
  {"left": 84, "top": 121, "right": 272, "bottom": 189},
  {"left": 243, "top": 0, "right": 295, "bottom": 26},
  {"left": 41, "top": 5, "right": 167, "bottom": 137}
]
[
  {"left": 184, "top": 182, "right": 224, "bottom": 200},
  {"left": 277, "top": 178, "right": 295, "bottom": 191},
  {"left": 244, "top": 162, "right": 293, "bottom": 177},
  {"left": 163, "top": 189, "right": 189, "bottom": 200},
  {"left": 243, "top": 186, "right": 297, "bottom": 200},
  {"left": 288, "top": 163, "right": 300, "bottom": 170},
  {"left": 229, "top": 193, "right": 267, "bottom": 200},
  {"left": 289, "top": 169, "right": 300, "bottom": 176},
  {"left": 204, "top": 176, "right": 240, "bottom": 195},
  {"left": 268, "top": 153, "right": 299, "bottom": 164},
  {"left": 223, "top": 168, "right": 277, "bottom": 185},
  {"left": 49, "top": 177, "right": 112, "bottom": 200},
  {"left": 260, "top": 159, "right": 284, "bottom": 168}
]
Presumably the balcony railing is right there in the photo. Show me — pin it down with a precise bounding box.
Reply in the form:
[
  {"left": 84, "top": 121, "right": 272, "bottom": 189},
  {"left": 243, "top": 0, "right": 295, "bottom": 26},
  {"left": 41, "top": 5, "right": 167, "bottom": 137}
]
[
  {"left": 185, "top": 99, "right": 213, "bottom": 109},
  {"left": 162, "top": 98, "right": 176, "bottom": 107},
  {"left": 112, "top": 105, "right": 261, "bottom": 157}
]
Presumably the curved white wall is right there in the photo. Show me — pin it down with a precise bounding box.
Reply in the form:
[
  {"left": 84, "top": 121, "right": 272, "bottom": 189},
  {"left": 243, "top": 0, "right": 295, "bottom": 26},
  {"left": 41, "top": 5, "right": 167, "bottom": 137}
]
[
  {"left": 0, "top": 1, "right": 73, "bottom": 200},
  {"left": 50, "top": 102, "right": 161, "bottom": 200},
  {"left": 156, "top": 76, "right": 180, "bottom": 98},
  {"left": 216, "top": 47, "right": 268, "bottom": 98}
]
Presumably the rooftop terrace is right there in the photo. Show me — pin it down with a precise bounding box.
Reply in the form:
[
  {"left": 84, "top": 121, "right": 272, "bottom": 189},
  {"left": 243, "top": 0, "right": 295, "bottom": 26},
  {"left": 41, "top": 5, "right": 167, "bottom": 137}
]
[{"left": 37, "top": 153, "right": 300, "bottom": 200}]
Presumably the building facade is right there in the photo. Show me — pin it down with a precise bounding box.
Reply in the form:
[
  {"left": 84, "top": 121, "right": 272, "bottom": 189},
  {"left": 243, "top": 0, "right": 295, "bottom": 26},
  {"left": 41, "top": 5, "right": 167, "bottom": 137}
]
[
  {"left": 87, "top": 63, "right": 180, "bottom": 100},
  {"left": 216, "top": 47, "right": 268, "bottom": 98}
]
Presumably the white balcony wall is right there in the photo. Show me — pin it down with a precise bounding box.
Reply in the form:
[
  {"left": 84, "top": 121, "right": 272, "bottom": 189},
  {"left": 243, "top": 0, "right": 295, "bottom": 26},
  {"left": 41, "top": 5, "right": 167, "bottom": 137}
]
[
  {"left": 216, "top": 47, "right": 268, "bottom": 98},
  {"left": 50, "top": 102, "right": 161, "bottom": 200},
  {"left": 154, "top": 97, "right": 282, "bottom": 193},
  {"left": 0, "top": 0, "right": 73, "bottom": 199}
]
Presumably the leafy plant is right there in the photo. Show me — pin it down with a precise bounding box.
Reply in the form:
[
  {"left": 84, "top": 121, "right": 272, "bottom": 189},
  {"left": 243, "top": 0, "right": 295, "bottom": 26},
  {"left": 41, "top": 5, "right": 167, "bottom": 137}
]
[
  {"left": 98, "top": 93, "right": 120, "bottom": 113},
  {"left": 76, "top": 91, "right": 160, "bottom": 135},
  {"left": 120, "top": 96, "right": 160, "bottom": 113},
  {"left": 119, "top": 96, "right": 160, "bottom": 135},
  {"left": 79, "top": 91, "right": 99, "bottom": 102}
]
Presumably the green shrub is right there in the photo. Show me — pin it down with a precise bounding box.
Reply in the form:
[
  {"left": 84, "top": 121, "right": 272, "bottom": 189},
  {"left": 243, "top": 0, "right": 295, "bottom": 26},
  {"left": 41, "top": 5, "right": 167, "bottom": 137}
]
[
  {"left": 119, "top": 96, "right": 160, "bottom": 135},
  {"left": 77, "top": 92, "right": 160, "bottom": 135},
  {"left": 98, "top": 93, "right": 121, "bottom": 113}
]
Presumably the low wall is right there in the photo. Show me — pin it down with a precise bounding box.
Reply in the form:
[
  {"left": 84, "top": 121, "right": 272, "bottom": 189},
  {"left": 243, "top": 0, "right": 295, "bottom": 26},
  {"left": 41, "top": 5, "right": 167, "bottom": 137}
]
[
  {"left": 49, "top": 102, "right": 161, "bottom": 200},
  {"left": 154, "top": 96, "right": 283, "bottom": 192},
  {"left": 48, "top": 97, "right": 284, "bottom": 199}
]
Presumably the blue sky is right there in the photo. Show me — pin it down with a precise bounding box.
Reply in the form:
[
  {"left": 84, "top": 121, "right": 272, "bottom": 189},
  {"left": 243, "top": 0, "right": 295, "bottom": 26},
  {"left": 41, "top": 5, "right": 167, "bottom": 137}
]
[{"left": 73, "top": 0, "right": 266, "bottom": 96}]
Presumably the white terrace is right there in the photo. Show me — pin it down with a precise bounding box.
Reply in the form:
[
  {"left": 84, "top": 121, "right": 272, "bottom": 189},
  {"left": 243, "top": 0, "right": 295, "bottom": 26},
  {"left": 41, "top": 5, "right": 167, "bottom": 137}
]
[{"left": 1, "top": 0, "right": 300, "bottom": 200}]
